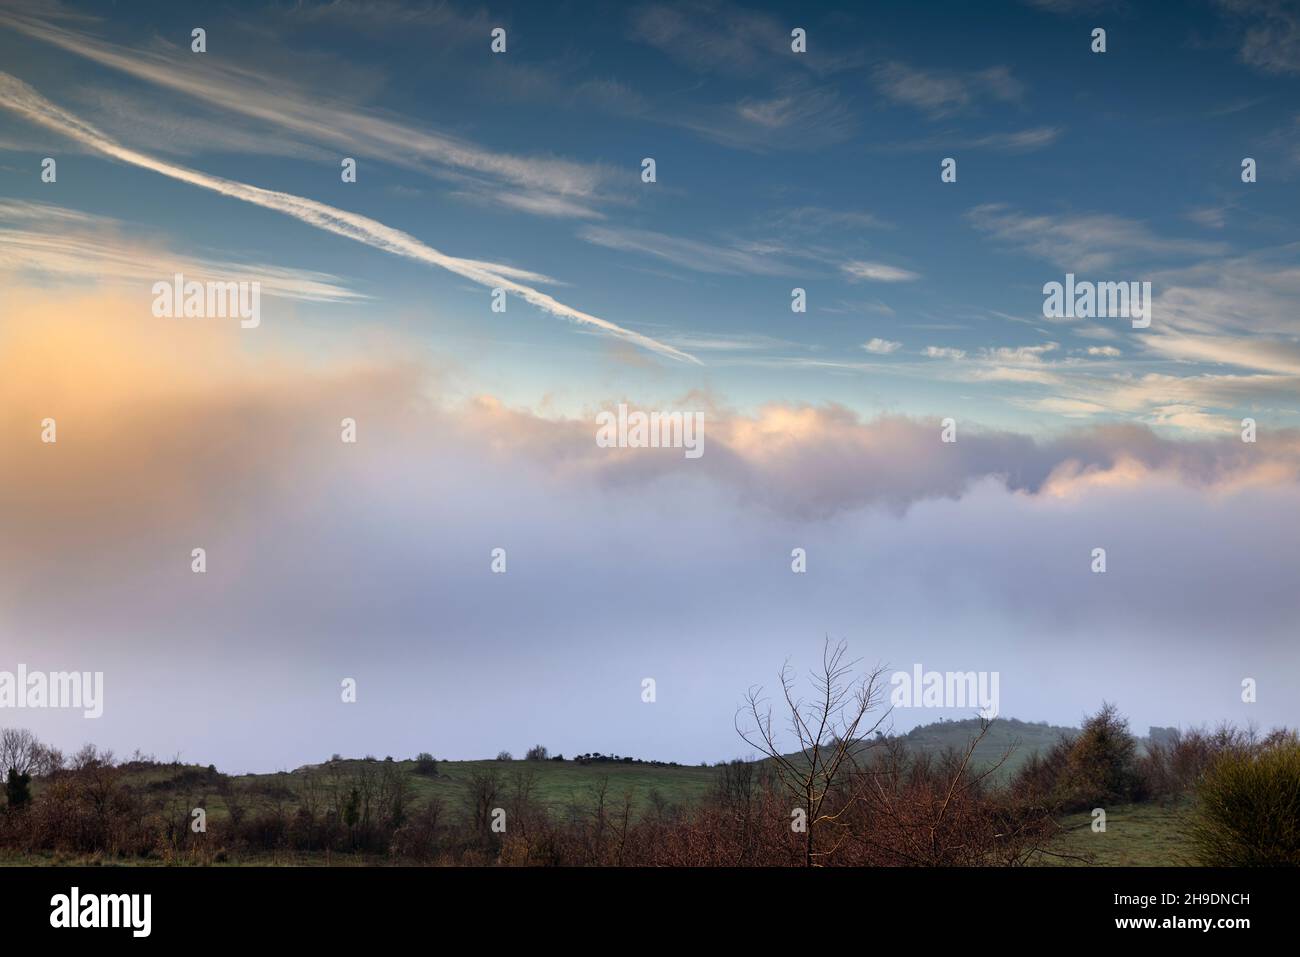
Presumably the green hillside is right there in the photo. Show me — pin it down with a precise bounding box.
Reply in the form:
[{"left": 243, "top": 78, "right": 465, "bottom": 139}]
[
  {"left": 775, "top": 717, "right": 1078, "bottom": 783},
  {"left": 894, "top": 716, "right": 1077, "bottom": 779}
]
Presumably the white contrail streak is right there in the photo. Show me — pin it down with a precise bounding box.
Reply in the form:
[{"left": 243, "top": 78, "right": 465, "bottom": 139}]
[{"left": 0, "top": 72, "right": 699, "bottom": 364}]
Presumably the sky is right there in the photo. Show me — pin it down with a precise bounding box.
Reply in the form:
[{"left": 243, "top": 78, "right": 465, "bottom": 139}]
[{"left": 0, "top": 0, "right": 1298, "bottom": 772}]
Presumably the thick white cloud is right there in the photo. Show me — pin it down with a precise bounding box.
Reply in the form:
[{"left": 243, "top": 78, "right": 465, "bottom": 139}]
[{"left": 3, "top": 292, "right": 1297, "bottom": 769}]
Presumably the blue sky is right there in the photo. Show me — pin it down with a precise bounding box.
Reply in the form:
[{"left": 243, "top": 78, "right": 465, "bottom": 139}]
[
  {"left": 2, "top": 0, "right": 1298, "bottom": 431},
  {"left": 1, "top": 0, "right": 1299, "bottom": 770}
]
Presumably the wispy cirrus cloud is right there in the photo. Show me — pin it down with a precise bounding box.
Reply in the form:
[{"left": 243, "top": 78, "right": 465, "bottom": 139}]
[
  {"left": 1146, "top": 333, "right": 1300, "bottom": 376},
  {"left": 664, "top": 332, "right": 809, "bottom": 353},
  {"left": 0, "top": 6, "right": 618, "bottom": 218},
  {"left": 578, "top": 224, "right": 799, "bottom": 276},
  {"left": 1215, "top": 0, "right": 1300, "bottom": 75},
  {"left": 872, "top": 61, "right": 1024, "bottom": 118},
  {"left": 870, "top": 126, "right": 1063, "bottom": 153},
  {"left": 630, "top": 0, "right": 788, "bottom": 74},
  {"left": 773, "top": 206, "right": 893, "bottom": 231},
  {"left": 711, "top": 79, "right": 859, "bottom": 149},
  {"left": 0, "top": 200, "right": 364, "bottom": 303},
  {"left": 840, "top": 260, "right": 920, "bottom": 282},
  {"left": 1136, "top": 248, "right": 1300, "bottom": 375},
  {"left": 638, "top": 75, "right": 860, "bottom": 151},
  {"left": 0, "top": 73, "right": 697, "bottom": 363},
  {"left": 628, "top": 0, "right": 859, "bottom": 76},
  {"left": 966, "top": 203, "right": 1227, "bottom": 270},
  {"left": 277, "top": 0, "right": 494, "bottom": 37}
]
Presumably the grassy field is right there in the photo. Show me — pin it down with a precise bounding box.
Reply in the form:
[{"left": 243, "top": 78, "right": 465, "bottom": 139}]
[
  {"left": 1034, "top": 799, "right": 1199, "bottom": 867},
  {"left": 306, "top": 757, "right": 719, "bottom": 817},
  {"left": 36, "top": 756, "right": 723, "bottom": 825}
]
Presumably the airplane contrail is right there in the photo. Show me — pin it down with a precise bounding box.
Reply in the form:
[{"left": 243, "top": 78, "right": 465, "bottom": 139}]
[{"left": 0, "top": 72, "right": 699, "bottom": 364}]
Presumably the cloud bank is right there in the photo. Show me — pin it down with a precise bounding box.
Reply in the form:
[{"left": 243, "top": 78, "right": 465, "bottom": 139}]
[{"left": 2, "top": 287, "right": 1297, "bottom": 770}]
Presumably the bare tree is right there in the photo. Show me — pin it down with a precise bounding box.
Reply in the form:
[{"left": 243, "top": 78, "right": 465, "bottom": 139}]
[
  {"left": 218, "top": 773, "right": 248, "bottom": 827},
  {"left": 506, "top": 767, "right": 541, "bottom": 837},
  {"left": 376, "top": 760, "right": 409, "bottom": 830},
  {"left": 0, "top": 728, "right": 42, "bottom": 776},
  {"left": 736, "top": 638, "right": 890, "bottom": 866},
  {"left": 568, "top": 774, "right": 613, "bottom": 862},
  {"left": 71, "top": 743, "right": 114, "bottom": 771},
  {"left": 462, "top": 767, "right": 502, "bottom": 839},
  {"left": 851, "top": 717, "right": 1035, "bottom": 865},
  {"left": 610, "top": 787, "right": 636, "bottom": 866},
  {"left": 34, "top": 743, "right": 65, "bottom": 777}
]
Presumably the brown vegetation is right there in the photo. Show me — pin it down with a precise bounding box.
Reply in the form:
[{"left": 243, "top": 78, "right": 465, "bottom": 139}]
[{"left": 1, "top": 647, "right": 1294, "bottom": 867}]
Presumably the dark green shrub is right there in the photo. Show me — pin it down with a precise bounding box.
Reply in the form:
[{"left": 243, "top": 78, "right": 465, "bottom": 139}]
[
  {"left": 4, "top": 768, "right": 32, "bottom": 809},
  {"left": 1191, "top": 743, "right": 1300, "bottom": 866},
  {"left": 1059, "top": 703, "right": 1143, "bottom": 810},
  {"left": 414, "top": 753, "right": 438, "bottom": 776},
  {"left": 1012, "top": 703, "right": 1141, "bottom": 811}
]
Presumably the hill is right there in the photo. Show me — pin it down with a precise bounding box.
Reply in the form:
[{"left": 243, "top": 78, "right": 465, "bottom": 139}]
[
  {"left": 894, "top": 716, "right": 1077, "bottom": 779},
  {"left": 774, "top": 717, "right": 1079, "bottom": 782}
]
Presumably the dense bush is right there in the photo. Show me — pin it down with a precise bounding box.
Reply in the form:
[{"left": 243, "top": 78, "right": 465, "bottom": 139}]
[
  {"left": 1139, "top": 724, "right": 1243, "bottom": 798},
  {"left": 1012, "top": 703, "right": 1143, "bottom": 811},
  {"left": 1190, "top": 740, "right": 1300, "bottom": 866},
  {"left": 5, "top": 769, "right": 32, "bottom": 809},
  {"left": 414, "top": 753, "right": 439, "bottom": 776},
  {"left": 1058, "top": 703, "right": 1144, "bottom": 808}
]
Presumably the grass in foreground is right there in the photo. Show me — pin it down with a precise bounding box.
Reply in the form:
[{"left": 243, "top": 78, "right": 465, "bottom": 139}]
[{"left": 1033, "top": 799, "right": 1197, "bottom": 866}]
